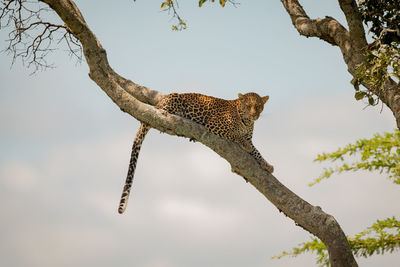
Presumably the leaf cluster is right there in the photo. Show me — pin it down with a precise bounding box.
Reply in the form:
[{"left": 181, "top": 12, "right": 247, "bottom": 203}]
[
  {"left": 272, "top": 237, "right": 329, "bottom": 266},
  {"left": 310, "top": 130, "right": 400, "bottom": 186},
  {"left": 199, "top": 0, "right": 228, "bottom": 8},
  {"left": 274, "top": 217, "right": 400, "bottom": 267},
  {"left": 351, "top": 217, "right": 400, "bottom": 257},
  {"left": 352, "top": 43, "right": 400, "bottom": 105},
  {"left": 358, "top": 0, "right": 400, "bottom": 46},
  {"left": 160, "top": 0, "right": 187, "bottom": 31},
  {"left": 156, "top": 0, "right": 237, "bottom": 31},
  {"left": 351, "top": 1, "right": 400, "bottom": 105}
]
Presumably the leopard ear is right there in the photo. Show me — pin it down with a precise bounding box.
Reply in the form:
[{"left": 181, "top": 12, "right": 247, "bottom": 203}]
[
  {"left": 238, "top": 93, "right": 244, "bottom": 99},
  {"left": 262, "top": 95, "right": 269, "bottom": 104}
]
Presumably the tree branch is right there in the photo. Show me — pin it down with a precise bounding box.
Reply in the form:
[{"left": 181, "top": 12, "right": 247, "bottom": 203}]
[
  {"left": 338, "top": 0, "right": 367, "bottom": 51},
  {"left": 280, "top": 0, "right": 400, "bottom": 129},
  {"left": 280, "top": 0, "right": 352, "bottom": 61},
  {"left": 35, "top": 0, "right": 358, "bottom": 266}
]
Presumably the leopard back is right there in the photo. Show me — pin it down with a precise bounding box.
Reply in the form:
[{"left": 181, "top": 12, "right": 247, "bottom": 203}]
[{"left": 156, "top": 93, "right": 235, "bottom": 125}]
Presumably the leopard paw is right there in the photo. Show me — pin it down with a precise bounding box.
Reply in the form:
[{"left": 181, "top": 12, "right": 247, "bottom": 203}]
[{"left": 260, "top": 161, "right": 274, "bottom": 173}]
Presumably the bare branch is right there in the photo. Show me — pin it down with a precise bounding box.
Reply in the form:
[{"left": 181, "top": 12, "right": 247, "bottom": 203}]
[
  {"left": 227, "top": 0, "right": 240, "bottom": 8},
  {"left": 0, "top": 0, "right": 82, "bottom": 72},
  {"left": 376, "top": 28, "right": 400, "bottom": 45}
]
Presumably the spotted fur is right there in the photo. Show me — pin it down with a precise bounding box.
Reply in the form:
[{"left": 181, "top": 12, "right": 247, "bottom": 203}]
[
  {"left": 118, "top": 92, "right": 273, "bottom": 214},
  {"left": 118, "top": 123, "right": 150, "bottom": 214}
]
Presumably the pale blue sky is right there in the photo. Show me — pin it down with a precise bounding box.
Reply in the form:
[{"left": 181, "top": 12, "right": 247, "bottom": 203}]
[{"left": 0, "top": 1, "right": 399, "bottom": 267}]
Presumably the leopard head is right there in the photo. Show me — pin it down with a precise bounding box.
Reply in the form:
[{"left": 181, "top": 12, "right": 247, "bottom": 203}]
[{"left": 237, "top": 92, "right": 269, "bottom": 121}]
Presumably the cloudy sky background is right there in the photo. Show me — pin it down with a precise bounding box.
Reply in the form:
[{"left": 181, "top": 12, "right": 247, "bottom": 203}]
[{"left": 0, "top": 1, "right": 399, "bottom": 266}]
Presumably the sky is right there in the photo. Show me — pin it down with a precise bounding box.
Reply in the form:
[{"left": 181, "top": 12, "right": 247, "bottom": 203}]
[{"left": 0, "top": 1, "right": 399, "bottom": 267}]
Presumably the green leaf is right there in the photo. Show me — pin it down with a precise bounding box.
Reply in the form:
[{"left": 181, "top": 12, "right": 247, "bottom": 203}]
[
  {"left": 354, "top": 91, "right": 367, "bottom": 100},
  {"left": 351, "top": 77, "right": 360, "bottom": 91},
  {"left": 368, "top": 95, "right": 375, "bottom": 105},
  {"left": 199, "top": 0, "right": 207, "bottom": 7},
  {"left": 219, "top": 0, "right": 226, "bottom": 7}
]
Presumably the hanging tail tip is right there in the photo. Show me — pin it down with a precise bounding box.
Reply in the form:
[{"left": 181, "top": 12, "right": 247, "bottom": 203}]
[{"left": 118, "top": 198, "right": 127, "bottom": 214}]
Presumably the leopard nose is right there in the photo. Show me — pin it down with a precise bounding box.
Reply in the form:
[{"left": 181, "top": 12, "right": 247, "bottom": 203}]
[{"left": 250, "top": 109, "right": 257, "bottom": 117}]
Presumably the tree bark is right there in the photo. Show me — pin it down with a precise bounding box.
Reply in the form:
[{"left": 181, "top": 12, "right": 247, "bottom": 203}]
[
  {"left": 39, "top": 0, "right": 358, "bottom": 266},
  {"left": 281, "top": 0, "right": 400, "bottom": 128}
]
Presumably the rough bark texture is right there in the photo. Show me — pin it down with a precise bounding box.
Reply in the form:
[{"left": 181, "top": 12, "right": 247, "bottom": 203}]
[
  {"left": 281, "top": 0, "right": 400, "bottom": 128},
  {"left": 39, "top": 0, "right": 358, "bottom": 266}
]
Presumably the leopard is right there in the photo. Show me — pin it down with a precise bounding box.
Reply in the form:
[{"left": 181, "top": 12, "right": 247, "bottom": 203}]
[{"left": 118, "top": 92, "right": 274, "bottom": 214}]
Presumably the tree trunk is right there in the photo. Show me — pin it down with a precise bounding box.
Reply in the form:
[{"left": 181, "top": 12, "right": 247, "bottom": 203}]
[{"left": 39, "top": 0, "right": 358, "bottom": 266}]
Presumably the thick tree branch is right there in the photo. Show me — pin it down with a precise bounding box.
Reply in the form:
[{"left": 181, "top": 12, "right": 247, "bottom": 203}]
[
  {"left": 280, "top": 0, "right": 352, "bottom": 62},
  {"left": 37, "top": 0, "right": 357, "bottom": 266},
  {"left": 113, "top": 73, "right": 165, "bottom": 106},
  {"left": 338, "top": 0, "right": 367, "bottom": 51},
  {"left": 280, "top": 0, "right": 400, "bottom": 129}
]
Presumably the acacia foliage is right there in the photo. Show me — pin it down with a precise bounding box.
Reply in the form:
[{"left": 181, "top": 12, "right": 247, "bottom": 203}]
[
  {"left": 274, "top": 130, "right": 400, "bottom": 265},
  {"left": 273, "top": 217, "right": 400, "bottom": 267},
  {"left": 310, "top": 130, "right": 400, "bottom": 186}
]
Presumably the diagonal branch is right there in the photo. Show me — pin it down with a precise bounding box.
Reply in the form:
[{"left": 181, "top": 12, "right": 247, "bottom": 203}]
[{"left": 38, "top": 0, "right": 358, "bottom": 266}]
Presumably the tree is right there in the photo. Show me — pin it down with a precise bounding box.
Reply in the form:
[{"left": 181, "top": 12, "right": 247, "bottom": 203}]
[
  {"left": 1, "top": 0, "right": 398, "bottom": 266},
  {"left": 273, "top": 130, "right": 400, "bottom": 265}
]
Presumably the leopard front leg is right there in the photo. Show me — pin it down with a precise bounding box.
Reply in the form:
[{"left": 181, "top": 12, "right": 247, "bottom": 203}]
[
  {"left": 205, "top": 117, "right": 253, "bottom": 152},
  {"left": 234, "top": 135, "right": 254, "bottom": 153},
  {"left": 250, "top": 144, "right": 274, "bottom": 173}
]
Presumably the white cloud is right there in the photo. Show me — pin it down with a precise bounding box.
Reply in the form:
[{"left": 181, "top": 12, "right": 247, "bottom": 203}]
[
  {"left": 0, "top": 161, "right": 37, "bottom": 192},
  {"left": 142, "top": 258, "right": 173, "bottom": 267},
  {"left": 7, "top": 224, "right": 117, "bottom": 267},
  {"left": 158, "top": 196, "right": 243, "bottom": 231}
]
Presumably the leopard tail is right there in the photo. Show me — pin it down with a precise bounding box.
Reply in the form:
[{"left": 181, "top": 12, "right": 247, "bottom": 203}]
[{"left": 118, "top": 123, "right": 150, "bottom": 214}]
